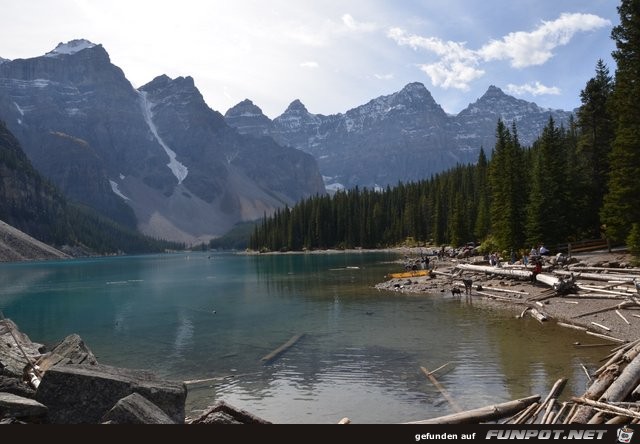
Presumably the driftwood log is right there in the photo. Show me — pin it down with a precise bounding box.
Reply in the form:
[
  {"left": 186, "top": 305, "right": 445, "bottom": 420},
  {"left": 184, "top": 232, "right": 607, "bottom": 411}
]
[
  {"left": 260, "top": 334, "right": 305, "bottom": 364},
  {"left": 405, "top": 395, "right": 541, "bottom": 424},
  {"left": 455, "top": 264, "right": 532, "bottom": 279}
]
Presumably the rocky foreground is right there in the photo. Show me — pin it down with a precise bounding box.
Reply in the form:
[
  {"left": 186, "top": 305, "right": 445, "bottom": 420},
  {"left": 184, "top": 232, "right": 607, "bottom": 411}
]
[{"left": 0, "top": 318, "right": 269, "bottom": 424}]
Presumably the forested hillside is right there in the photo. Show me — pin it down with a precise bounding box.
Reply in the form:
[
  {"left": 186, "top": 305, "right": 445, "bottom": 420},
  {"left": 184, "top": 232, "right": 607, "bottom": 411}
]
[{"left": 250, "top": 0, "right": 640, "bottom": 258}]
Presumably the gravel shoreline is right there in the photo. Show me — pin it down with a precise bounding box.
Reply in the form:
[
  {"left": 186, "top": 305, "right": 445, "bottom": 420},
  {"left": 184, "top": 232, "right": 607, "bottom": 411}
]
[{"left": 375, "top": 250, "right": 640, "bottom": 343}]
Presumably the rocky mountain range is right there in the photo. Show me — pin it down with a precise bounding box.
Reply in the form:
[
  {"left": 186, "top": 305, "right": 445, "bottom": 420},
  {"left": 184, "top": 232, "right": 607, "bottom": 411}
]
[
  {"left": 0, "top": 39, "right": 574, "bottom": 244},
  {"left": 225, "top": 83, "right": 574, "bottom": 191},
  {"left": 0, "top": 40, "right": 325, "bottom": 243}
]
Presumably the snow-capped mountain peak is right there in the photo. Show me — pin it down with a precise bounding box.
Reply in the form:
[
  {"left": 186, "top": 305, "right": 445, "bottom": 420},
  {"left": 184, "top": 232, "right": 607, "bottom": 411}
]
[
  {"left": 45, "top": 39, "right": 97, "bottom": 58},
  {"left": 0, "top": 57, "right": 9, "bottom": 65}
]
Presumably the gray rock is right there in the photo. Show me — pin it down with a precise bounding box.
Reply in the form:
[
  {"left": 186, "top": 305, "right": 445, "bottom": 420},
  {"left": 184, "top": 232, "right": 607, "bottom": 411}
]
[
  {"left": 0, "top": 318, "right": 44, "bottom": 378},
  {"left": 35, "top": 363, "right": 186, "bottom": 424},
  {"left": 102, "top": 393, "right": 175, "bottom": 424},
  {"left": 36, "top": 334, "right": 98, "bottom": 372},
  {"left": 0, "top": 392, "right": 47, "bottom": 419},
  {"left": 0, "top": 375, "right": 36, "bottom": 399},
  {"left": 188, "top": 401, "right": 271, "bottom": 424}
]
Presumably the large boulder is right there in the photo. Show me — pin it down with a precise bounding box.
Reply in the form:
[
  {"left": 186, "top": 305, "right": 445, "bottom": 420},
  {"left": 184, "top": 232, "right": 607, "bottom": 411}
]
[
  {"left": 0, "top": 319, "right": 44, "bottom": 378},
  {"left": 35, "top": 364, "right": 186, "bottom": 424},
  {"left": 36, "top": 333, "right": 98, "bottom": 371},
  {"left": 0, "top": 392, "right": 47, "bottom": 420},
  {"left": 187, "top": 401, "right": 271, "bottom": 424},
  {"left": 0, "top": 375, "right": 35, "bottom": 399},
  {"left": 102, "top": 393, "right": 175, "bottom": 424}
]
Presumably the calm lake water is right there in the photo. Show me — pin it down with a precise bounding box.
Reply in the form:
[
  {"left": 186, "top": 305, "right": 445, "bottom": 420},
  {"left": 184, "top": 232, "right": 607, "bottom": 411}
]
[{"left": 0, "top": 252, "right": 603, "bottom": 423}]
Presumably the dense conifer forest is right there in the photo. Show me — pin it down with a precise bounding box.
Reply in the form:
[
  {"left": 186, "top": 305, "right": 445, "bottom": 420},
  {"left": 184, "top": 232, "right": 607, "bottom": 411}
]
[{"left": 250, "top": 0, "right": 640, "bottom": 259}]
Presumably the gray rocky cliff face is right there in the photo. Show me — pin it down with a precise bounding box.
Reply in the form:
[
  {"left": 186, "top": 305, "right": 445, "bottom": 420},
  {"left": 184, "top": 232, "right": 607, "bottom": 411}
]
[
  {"left": 0, "top": 41, "right": 325, "bottom": 242},
  {"left": 226, "top": 83, "right": 573, "bottom": 191}
]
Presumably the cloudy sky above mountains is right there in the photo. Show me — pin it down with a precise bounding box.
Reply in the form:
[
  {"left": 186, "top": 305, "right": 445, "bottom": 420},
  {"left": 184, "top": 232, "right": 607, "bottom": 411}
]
[{"left": 1, "top": 0, "right": 617, "bottom": 117}]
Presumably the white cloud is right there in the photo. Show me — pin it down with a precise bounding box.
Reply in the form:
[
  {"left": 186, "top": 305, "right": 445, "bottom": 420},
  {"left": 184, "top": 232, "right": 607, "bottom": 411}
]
[
  {"left": 506, "top": 82, "right": 561, "bottom": 96},
  {"left": 387, "top": 27, "right": 484, "bottom": 90},
  {"left": 387, "top": 12, "right": 611, "bottom": 91},
  {"left": 300, "top": 61, "right": 320, "bottom": 69},
  {"left": 374, "top": 73, "right": 394, "bottom": 80},
  {"left": 478, "top": 13, "right": 611, "bottom": 68},
  {"left": 342, "top": 14, "right": 378, "bottom": 33}
]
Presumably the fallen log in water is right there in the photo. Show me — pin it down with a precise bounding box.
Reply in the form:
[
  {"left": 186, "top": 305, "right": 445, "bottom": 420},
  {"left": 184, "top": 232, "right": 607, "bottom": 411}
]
[
  {"left": 585, "top": 331, "right": 626, "bottom": 343},
  {"left": 420, "top": 366, "right": 462, "bottom": 413},
  {"left": 529, "top": 308, "right": 549, "bottom": 323},
  {"left": 260, "top": 333, "right": 305, "bottom": 364},
  {"left": 530, "top": 378, "right": 567, "bottom": 423},
  {"left": 405, "top": 395, "right": 541, "bottom": 424}
]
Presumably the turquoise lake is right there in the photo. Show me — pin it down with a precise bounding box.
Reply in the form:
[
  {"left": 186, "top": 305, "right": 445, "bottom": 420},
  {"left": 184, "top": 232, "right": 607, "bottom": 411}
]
[{"left": 0, "top": 251, "right": 603, "bottom": 423}]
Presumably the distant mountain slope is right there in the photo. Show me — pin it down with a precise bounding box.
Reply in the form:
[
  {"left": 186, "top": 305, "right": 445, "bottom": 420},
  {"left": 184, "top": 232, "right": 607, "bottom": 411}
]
[
  {"left": 0, "top": 40, "right": 325, "bottom": 243},
  {"left": 0, "top": 120, "right": 182, "bottom": 258},
  {"left": 0, "top": 219, "right": 69, "bottom": 262},
  {"left": 226, "top": 83, "right": 573, "bottom": 190}
]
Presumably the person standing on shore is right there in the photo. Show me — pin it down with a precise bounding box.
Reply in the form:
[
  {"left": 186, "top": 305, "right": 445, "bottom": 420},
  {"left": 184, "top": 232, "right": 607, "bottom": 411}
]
[{"left": 531, "top": 259, "right": 542, "bottom": 283}]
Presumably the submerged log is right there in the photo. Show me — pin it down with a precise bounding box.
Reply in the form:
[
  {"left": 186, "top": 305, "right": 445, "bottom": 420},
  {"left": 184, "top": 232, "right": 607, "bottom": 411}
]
[
  {"left": 420, "top": 366, "right": 462, "bottom": 413},
  {"left": 405, "top": 395, "right": 541, "bottom": 424},
  {"left": 260, "top": 333, "right": 305, "bottom": 364}
]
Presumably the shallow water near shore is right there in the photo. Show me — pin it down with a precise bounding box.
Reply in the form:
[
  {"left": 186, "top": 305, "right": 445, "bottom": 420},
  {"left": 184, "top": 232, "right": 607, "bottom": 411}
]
[{"left": 0, "top": 252, "right": 605, "bottom": 423}]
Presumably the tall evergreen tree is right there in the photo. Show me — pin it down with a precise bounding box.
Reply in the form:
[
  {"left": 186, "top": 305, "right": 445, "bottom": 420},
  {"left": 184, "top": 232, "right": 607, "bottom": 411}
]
[
  {"left": 601, "top": 0, "right": 640, "bottom": 244},
  {"left": 473, "top": 148, "right": 491, "bottom": 241},
  {"left": 576, "top": 60, "right": 615, "bottom": 237},
  {"left": 489, "top": 120, "right": 525, "bottom": 251},
  {"left": 525, "top": 118, "right": 569, "bottom": 247}
]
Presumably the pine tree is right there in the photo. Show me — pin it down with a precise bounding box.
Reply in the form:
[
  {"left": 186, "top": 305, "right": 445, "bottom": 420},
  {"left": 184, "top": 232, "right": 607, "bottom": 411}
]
[
  {"left": 525, "top": 118, "right": 569, "bottom": 247},
  {"left": 601, "top": 0, "right": 640, "bottom": 244},
  {"left": 576, "top": 60, "right": 615, "bottom": 238},
  {"left": 489, "top": 120, "right": 525, "bottom": 251},
  {"left": 473, "top": 148, "right": 491, "bottom": 241}
]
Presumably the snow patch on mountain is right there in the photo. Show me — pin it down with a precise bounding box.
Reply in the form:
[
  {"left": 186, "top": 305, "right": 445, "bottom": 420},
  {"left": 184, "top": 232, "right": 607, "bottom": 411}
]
[
  {"left": 109, "top": 180, "right": 130, "bottom": 201},
  {"left": 139, "top": 91, "right": 189, "bottom": 184},
  {"left": 45, "top": 39, "right": 96, "bottom": 58}
]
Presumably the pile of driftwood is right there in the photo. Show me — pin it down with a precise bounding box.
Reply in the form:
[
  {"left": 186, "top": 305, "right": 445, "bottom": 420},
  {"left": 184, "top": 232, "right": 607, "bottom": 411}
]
[
  {"left": 451, "top": 260, "right": 640, "bottom": 337},
  {"left": 405, "top": 339, "right": 640, "bottom": 425},
  {"left": 398, "top": 260, "right": 640, "bottom": 425}
]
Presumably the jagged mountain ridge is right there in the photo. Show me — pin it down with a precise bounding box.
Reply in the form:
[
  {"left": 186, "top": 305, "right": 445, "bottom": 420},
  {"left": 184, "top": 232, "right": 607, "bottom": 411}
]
[
  {"left": 225, "top": 83, "right": 574, "bottom": 190},
  {"left": 0, "top": 40, "right": 325, "bottom": 243}
]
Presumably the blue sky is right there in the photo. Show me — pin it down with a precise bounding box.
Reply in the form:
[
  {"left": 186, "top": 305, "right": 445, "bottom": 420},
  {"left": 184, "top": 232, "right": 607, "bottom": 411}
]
[{"left": 0, "top": 0, "right": 618, "bottom": 117}]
